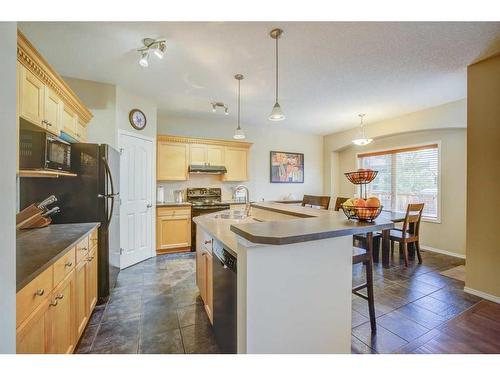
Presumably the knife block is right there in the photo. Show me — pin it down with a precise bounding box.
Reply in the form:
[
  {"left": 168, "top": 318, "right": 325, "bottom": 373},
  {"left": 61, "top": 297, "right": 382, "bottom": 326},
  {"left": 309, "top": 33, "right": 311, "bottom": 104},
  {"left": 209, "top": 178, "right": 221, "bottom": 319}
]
[{"left": 16, "top": 204, "right": 52, "bottom": 229}]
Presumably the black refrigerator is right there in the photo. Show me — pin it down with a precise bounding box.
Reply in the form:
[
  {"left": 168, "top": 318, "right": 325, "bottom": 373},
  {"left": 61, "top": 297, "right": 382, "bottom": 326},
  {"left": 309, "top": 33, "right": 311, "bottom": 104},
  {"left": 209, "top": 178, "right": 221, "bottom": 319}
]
[{"left": 20, "top": 144, "right": 120, "bottom": 302}]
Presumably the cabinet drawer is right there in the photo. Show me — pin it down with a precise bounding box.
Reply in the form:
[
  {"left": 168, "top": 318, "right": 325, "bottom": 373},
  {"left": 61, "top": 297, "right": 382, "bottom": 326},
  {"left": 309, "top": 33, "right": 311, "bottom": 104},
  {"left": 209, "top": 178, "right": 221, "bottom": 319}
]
[
  {"left": 17, "top": 266, "right": 53, "bottom": 326},
  {"left": 53, "top": 247, "right": 76, "bottom": 287},
  {"left": 89, "top": 229, "right": 98, "bottom": 250},
  {"left": 76, "top": 236, "right": 90, "bottom": 264},
  {"left": 157, "top": 207, "right": 191, "bottom": 217}
]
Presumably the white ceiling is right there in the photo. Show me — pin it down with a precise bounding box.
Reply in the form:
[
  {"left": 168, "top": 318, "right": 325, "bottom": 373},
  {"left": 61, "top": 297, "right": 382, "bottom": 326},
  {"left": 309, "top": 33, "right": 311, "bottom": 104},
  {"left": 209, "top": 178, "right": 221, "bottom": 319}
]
[{"left": 19, "top": 22, "right": 500, "bottom": 135}]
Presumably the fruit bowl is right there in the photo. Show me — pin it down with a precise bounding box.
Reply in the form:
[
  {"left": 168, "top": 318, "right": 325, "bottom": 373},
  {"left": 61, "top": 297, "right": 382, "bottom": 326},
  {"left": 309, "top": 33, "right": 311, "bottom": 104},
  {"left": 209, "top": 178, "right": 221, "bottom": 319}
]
[
  {"left": 344, "top": 169, "right": 378, "bottom": 185},
  {"left": 341, "top": 205, "right": 383, "bottom": 222}
]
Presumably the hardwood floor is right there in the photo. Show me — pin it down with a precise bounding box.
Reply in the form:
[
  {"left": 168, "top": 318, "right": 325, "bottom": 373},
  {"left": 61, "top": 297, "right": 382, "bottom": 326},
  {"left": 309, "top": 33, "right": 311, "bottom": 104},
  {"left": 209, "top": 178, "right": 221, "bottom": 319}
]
[
  {"left": 350, "top": 249, "right": 499, "bottom": 354},
  {"left": 398, "top": 301, "right": 500, "bottom": 354}
]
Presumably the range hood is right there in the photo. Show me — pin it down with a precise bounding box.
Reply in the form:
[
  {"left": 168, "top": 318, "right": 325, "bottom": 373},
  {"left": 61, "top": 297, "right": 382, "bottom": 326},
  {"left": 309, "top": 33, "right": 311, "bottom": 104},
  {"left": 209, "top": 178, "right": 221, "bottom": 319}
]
[{"left": 188, "top": 164, "right": 227, "bottom": 174}]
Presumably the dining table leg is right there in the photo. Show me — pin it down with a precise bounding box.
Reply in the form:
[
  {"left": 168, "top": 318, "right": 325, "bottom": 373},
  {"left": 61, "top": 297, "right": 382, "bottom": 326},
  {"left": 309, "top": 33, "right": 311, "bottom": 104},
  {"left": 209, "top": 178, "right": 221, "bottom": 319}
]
[{"left": 382, "top": 229, "right": 390, "bottom": 268}]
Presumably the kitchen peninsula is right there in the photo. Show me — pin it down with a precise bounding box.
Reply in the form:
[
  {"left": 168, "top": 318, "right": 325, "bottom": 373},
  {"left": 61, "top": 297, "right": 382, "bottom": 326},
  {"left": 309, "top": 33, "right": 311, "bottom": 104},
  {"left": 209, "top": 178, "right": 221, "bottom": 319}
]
[{"left": 194, "top": 202, "right": 394, "bottom": 354}]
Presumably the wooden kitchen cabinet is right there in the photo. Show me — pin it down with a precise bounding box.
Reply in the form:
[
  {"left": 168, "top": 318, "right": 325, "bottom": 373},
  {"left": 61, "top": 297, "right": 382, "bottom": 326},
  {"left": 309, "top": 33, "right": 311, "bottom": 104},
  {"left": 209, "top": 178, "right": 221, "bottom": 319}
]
[
  {"left": 74, "top": 260, "right": 88, "bottom": 339},
  {"left": 16, "top": 229, "right": 99, "bottom": 354},
  {"left": 189, "top": 143, "right": 224, "bottom": 166},
  {"left": 48, "top": 270, "right": 76, "bottom": 354},
  {"left": 196, "top": 228, "right": 214, "bottom": 324},
  {"left": 156, "top": 207, "right": 192, "bottom": 252},
  {"left": 157, "top": 141, "right": 189, "bottom": 180},
  {"left": 43, "top": 86, "right": 62, "bottom": 135},
  {"left": 19, "top": 65, "right": 45, "bottom": 128},
  {"left": 76, "top": 119, "right": 87, "bottom": 142},
  {"left": 16, "top": 299, "right": 50, "bottom": 354},
  {"left": 157, "top": 135, "right": 252, "bottom": 182},
  {"left": 223, "top": 146, "right": 249, "bottom": 181},
  {"left": 62, "top": 105, "right": 78, "bottom": 139}
]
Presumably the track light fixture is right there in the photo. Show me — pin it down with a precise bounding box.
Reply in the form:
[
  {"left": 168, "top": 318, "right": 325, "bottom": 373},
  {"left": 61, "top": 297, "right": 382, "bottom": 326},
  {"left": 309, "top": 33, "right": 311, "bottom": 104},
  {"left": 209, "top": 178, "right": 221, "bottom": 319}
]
[
  {"left": 137, "top": 38, "right": 166, "bottom": 67},
  {"left": 211, "top": 102, "right": 229, "bottom": 115}
]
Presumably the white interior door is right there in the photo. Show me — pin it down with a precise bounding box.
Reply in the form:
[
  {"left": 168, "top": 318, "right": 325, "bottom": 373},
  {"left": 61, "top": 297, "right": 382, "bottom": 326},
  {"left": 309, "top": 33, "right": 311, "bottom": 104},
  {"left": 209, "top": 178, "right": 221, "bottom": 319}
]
[{"left": 119, "top": 132, "right": 154, "bottom": 269}]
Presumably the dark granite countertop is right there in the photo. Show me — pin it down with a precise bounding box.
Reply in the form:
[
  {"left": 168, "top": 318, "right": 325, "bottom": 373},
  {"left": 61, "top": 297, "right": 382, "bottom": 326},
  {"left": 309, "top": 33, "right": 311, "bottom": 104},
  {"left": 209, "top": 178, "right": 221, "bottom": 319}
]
[
  {"left": 230, "top": 202, "right": 394, "bottom": 246},
  {"left": 16, "top": 222, "right": 100, "bottom": 292}
]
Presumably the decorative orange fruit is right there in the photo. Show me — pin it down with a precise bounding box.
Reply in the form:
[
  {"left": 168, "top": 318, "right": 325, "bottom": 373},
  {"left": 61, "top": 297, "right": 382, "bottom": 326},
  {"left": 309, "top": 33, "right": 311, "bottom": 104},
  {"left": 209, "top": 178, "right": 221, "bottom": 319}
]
[
  {"left": 366, "top": 197, "right": 381, "bottom": 208},
  {"left": 353, "top": 198, "right": 366, "bottom": 207}
]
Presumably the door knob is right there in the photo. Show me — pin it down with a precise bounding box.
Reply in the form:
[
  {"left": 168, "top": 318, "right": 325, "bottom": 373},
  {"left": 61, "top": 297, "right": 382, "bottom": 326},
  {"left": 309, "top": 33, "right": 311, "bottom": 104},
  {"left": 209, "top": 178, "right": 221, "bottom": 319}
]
[{"left": 147, "top": 203, "right": 153, "bottom": 208}]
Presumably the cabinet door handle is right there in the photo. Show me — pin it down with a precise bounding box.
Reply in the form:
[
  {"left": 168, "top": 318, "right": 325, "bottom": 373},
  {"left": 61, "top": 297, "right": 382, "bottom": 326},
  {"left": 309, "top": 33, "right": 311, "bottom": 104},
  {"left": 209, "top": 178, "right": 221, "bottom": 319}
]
[
  {"left": 65, "top": 261, "right": 73, "bottom": 268},
  {"left": 55, "top": 293, "right": 64, "bottom": 300},
  {"left": 204, "top": 240, "right": 212, "bottom": 244},
  {"left": 87, "top": 256, "right": 94, "bottom": 262},
  {"left": 81, "top": 247, "right": 88, "bottom": 251},
  {"left": 49, "top": 300, "right": 58, "bottom": 307},
  {"left": 34, "top": 288, "right": 44, "bottom": 297},
  {"left": 46, "top": 121, "right": 53, "bottom": 127}
]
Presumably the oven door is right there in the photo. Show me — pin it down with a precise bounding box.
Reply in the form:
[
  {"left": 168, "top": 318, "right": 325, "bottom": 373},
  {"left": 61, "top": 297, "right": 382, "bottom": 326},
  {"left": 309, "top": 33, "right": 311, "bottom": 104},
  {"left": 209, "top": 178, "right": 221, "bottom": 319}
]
[{"left": 46, "top": 135, "right": 71, "bottom": 171}]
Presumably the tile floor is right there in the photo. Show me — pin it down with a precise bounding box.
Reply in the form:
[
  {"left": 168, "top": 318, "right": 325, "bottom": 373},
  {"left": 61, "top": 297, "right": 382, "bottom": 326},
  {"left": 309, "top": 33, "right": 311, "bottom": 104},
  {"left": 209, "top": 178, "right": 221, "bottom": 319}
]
[{"left": 76, "top": 249, "right": 485, "bottom": 354}]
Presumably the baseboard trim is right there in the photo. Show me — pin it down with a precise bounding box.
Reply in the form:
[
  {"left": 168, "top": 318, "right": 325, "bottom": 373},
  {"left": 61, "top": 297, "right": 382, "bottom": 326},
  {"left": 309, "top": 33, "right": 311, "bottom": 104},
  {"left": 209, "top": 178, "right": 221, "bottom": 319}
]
[
  {"left": 420, "top": 245, "right": 466, "bottom": 259},
  {"left": 463, "top": 287, "right": 500, "bottom": 304}
]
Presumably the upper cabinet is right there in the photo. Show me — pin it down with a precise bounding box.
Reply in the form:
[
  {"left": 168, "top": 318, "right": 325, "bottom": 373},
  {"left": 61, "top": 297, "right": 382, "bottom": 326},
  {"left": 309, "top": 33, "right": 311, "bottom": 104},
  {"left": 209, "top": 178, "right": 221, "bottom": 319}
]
[
  {"left": 157, "top": 135, "right": 252, "bottom": 181},
  {"left": 17, "top": 30, "right": 92, "bottom": 141},
  {"left": 223, "top": 147, "right": 249, "bottom": 181},
  {"left": 157, "top": 141, "right": 189, "bottom": 181},
  {"left": 189, "top": 143, "right": 225, "bottom": 166}
]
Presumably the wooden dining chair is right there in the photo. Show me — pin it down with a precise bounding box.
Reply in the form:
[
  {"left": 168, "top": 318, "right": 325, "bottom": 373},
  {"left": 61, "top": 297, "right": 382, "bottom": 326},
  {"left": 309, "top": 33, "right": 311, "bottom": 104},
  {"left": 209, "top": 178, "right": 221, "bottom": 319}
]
[
  {"left": 390, "top": 203, "right": 425, "bottom": 267},
  {"left": 334, "top": 197, "right": 376, "bottom": 332},
  {"left": 301, "top": 195, "right": 331, "bottom": 210}
]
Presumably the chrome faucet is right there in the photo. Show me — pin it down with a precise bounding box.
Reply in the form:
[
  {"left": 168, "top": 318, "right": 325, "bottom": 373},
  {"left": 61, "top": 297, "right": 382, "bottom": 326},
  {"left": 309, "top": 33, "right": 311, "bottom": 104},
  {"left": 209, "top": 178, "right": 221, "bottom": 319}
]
[{"left": 234, "top": 185, "right": 251, "bottom": 216}]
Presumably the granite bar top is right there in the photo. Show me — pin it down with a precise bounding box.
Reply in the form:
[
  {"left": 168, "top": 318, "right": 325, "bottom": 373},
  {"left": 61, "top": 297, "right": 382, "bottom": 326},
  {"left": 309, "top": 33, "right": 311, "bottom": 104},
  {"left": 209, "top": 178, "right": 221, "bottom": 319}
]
[
  {"left": 16, "top": 222, "right": 100, "bottom": 292},
  {"left": 230, "top": 202, "right": 394, "bottom": 246},
  {"left": 156, "top": 202, "right": 192, "bottom": 207}
]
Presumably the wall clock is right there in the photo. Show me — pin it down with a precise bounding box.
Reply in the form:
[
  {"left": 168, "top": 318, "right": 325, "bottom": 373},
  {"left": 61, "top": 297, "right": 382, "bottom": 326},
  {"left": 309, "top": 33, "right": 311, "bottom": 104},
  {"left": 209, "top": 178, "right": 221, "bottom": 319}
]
[{"left": 129, "top": 109, "right": 147, "bottom": 130}]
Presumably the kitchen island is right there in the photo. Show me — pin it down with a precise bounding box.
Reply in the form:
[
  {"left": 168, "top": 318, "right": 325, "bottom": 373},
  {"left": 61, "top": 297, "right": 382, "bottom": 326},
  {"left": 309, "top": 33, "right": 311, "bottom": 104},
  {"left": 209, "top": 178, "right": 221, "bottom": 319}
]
[{"left": 194, "top": 202, "right": 394, "bottom": 354}]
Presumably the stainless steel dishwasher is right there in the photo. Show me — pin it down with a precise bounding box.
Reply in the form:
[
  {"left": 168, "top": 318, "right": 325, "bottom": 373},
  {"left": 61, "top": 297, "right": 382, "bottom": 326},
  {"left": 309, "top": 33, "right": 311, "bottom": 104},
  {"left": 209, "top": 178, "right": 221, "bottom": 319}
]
[{"left": 212, "top": 240, "right": 237, "bottom": 354}]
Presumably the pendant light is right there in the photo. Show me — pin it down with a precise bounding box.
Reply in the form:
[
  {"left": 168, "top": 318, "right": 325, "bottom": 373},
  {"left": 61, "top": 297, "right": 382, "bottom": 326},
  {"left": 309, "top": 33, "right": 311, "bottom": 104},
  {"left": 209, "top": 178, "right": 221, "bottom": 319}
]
[
  {"left": 352, "top": 114, "right": 373, "bottom": 146},
  {"left": 269, "top": 28, "right": 285, "bottom": 121},
  {"left": 233, "top": 74, "right": 246, "bottom": 139}
]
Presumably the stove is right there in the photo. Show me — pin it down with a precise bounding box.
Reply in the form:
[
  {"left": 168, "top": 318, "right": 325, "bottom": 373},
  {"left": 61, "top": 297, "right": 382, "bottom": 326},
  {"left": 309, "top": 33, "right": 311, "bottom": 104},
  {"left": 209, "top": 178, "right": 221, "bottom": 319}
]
[{"left": 187, "top": 188, "right": 230, "bottom": 250}]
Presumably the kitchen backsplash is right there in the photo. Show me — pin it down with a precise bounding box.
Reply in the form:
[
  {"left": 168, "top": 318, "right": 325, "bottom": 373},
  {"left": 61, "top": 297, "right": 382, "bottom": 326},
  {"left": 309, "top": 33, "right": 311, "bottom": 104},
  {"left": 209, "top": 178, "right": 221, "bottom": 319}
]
[{"left": 157, "top": 175, "right": 241, "bottom": 202}]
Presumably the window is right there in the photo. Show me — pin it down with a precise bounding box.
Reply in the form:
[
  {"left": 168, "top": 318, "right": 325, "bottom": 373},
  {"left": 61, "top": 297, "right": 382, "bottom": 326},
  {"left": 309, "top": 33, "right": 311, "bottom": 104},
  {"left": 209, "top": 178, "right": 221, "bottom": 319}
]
[{"left": 358, "top": 144, "right": 439, "bottom": 220}]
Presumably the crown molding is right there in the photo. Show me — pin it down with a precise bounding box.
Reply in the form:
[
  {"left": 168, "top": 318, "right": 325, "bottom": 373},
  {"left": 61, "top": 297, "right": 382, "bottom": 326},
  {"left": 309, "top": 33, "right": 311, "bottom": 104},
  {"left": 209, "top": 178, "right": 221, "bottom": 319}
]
[
  {"left": 17, "top": 30, "right": 93, "bottom": 124},
  {"left": 157, "top": 134, "right": 253, "bottom": 149}
]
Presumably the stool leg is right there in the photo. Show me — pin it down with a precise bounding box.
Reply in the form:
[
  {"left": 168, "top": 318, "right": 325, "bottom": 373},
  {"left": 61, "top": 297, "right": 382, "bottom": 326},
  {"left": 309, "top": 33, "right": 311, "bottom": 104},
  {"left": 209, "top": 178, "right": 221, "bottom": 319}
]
[
  {"left": 365, "top": 259, "right": 376, "bottom": 333},
  {"left": 365, "top": 232, "right": 376, "bottom": 333},
  {"left": 390, "top": 240, "right": 394, "bottom": 255}
]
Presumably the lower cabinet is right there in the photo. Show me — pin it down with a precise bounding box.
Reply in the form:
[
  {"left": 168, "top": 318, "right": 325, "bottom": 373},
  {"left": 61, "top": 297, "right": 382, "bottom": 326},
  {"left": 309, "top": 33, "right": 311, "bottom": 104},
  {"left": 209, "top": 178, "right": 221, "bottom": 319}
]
[
  {"left": 48, "top": 271, "right": 76, "bottom": 354},
  {"left": 16, "top": 228, "right": 99, "bottom": 354},
  {"left": 156, "top": 207, "right": 192, "bottom": 252},
  {"left": 196, "top": 228, "right": 214, "bottom": 324}
]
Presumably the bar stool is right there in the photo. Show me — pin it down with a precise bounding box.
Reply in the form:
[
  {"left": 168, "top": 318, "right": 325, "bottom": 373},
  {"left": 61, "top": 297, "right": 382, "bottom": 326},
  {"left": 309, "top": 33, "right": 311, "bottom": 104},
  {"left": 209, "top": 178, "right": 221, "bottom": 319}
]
[{"left": 301, "top": 195, "right": 331, "bottom": 209}]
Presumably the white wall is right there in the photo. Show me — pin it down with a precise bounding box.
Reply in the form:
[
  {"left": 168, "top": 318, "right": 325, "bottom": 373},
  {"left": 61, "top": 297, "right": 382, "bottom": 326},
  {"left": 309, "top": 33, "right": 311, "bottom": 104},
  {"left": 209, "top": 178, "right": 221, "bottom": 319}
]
[
  {"left": 116, "top": 86, "right": 157, "bottom": 140},
  {"left": 64, "top": 77, "right": 117, "bottom": 148},
  {"left": 0, "top": 22, "right": 17, "bottom": 353},
  {"left": 157, "top": 115, "right": 324, "bottom": 202},
  {"left": 336, "top": 129, "right": 467, "bottom": 257},
  {"left": 323, "top": 99, "right": 466, "bottom": 195}
]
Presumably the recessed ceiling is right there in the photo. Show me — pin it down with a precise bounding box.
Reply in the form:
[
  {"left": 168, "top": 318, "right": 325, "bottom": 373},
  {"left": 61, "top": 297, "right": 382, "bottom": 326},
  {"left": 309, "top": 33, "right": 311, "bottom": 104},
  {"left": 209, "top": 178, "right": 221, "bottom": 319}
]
[{"left": 19, "top": 21, "right": 500, "bottom": 135}]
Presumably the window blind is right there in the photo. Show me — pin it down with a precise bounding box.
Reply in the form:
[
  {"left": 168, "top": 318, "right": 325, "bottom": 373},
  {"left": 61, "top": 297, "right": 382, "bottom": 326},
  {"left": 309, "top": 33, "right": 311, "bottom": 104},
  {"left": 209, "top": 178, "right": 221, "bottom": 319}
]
[{"left": 359, "top": 144, "right": 439, "bottom": 219}]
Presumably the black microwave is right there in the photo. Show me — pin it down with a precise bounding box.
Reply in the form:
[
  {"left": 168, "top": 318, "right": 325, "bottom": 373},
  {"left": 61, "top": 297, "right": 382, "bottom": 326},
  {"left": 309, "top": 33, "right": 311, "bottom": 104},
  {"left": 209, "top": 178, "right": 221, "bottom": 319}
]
[{"left": 19, "top": 125, "right": 72, "bottom": 172}]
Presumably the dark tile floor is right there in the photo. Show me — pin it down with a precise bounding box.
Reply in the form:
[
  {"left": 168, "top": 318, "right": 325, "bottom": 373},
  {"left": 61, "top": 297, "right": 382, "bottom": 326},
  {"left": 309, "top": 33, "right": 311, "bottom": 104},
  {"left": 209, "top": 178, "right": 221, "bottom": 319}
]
[
  {"left": 76, "top": 252, "right": 220, "bottom": 354},
  {"left": 76, "top": 249, "right": 485, "bottom": 354}
]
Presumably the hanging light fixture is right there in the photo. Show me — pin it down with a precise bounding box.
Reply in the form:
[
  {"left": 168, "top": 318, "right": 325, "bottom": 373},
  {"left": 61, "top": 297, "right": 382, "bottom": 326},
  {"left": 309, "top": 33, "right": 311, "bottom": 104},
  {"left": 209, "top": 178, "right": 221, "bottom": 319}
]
[
  {"left": 233, "top": 74, "right": 246, "bottom": 139},
  {"left": 269, "top": 28, "right": 285, "bottom": 121},
  {"left": 352, "top": 114, "right": 373, "bottom": 146}
]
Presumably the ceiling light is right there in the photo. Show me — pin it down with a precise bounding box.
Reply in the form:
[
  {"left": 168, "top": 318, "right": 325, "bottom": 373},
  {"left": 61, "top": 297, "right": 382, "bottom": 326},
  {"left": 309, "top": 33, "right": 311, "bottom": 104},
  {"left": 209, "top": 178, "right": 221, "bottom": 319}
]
[
  {"left": 269, "top": 28, "right": 285, "bottom": 122},
  {"left": 153, "top": 42, "right": 166, "bottom": 59},
  {"left": 352, "top": 114, "right": 373, "bottom": 146},
  {"left": 211, "top": 102, "right": 228, "bottom": 115},
  {"left": 137, "top": 38, "right": 166, "bottom": 67},
  {"left": 139, "top": 51, "right": 149, "bottom": 68},
  {"left": 233, "top": 74, "right": 246, "bottom": 140}
]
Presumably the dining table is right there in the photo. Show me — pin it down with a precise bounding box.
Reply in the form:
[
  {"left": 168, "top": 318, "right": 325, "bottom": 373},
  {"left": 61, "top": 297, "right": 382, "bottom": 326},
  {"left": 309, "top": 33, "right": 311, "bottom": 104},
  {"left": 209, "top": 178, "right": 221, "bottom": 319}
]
[{"left": 375, "top": 210, "right": 414, "bottom": 268}]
